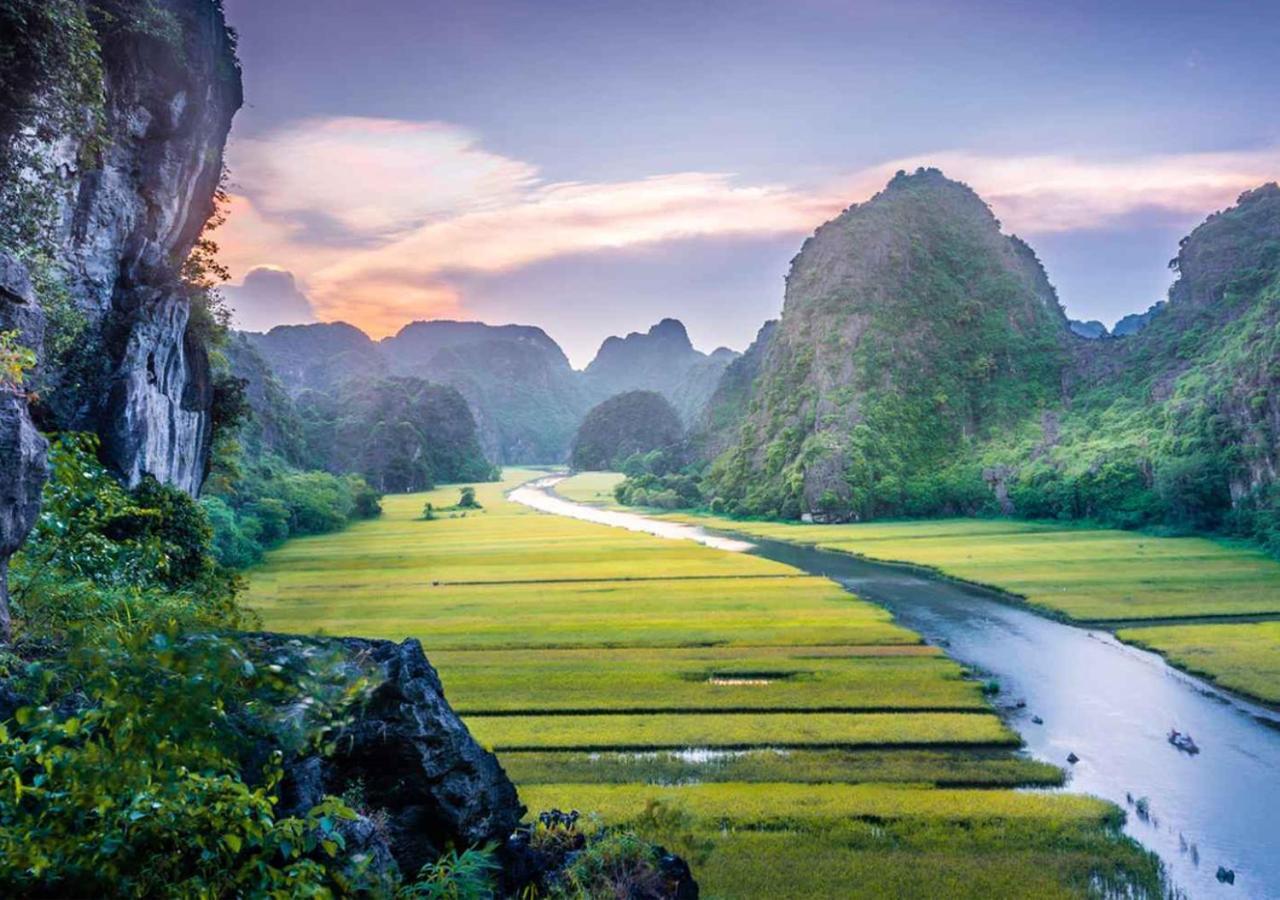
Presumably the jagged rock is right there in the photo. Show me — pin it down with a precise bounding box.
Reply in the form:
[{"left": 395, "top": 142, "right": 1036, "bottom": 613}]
[
  {"left": 259, "top": 635, "right": 524, "bottom": 881},
  {"left": 1068, "top": 319, "right": 1109, "bottom": 339},
  {"left": 0, "top": 252, "right": 49, "bottom": 643},
  {"left": 584, "top": 318, "right": 737, "bottom": 425},
  {"left": 1112, "top": 302, "right": 1164, "bottom": 337},
  {"left": 657, "top": 849, "right": 700, "bottom": 899},
  {"left": 0, "top": 394, "right": 47, "bottom": 642}
]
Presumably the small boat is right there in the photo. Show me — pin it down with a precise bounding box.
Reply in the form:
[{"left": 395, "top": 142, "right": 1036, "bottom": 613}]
[{"left": 1168, "top": 728, "right": 1200, "bottom": 754}]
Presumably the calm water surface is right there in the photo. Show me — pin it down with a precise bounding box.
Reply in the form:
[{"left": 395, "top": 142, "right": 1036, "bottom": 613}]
[{"left": 512, "top": 478, "right": 1280, "bottom": 899}]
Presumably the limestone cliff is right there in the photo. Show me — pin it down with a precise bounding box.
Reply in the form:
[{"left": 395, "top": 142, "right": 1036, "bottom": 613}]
[
  {"left": 702, "top": 174, "right": 1280, "bottom": 548},
  {"left": 3, "top": 0, "right": 242, "bottom": 496},
  {"left": 0, "top": 253, "right": 48, "bottom": 643},
  {"left": 705, "top": 168, "right": 1069, "bottom": 519},
  {"left": 584, "top": 318, "right": 737, "bottom": 424},
  {"left": 1, "top": 0, "right": 240, "bottom": 637}
]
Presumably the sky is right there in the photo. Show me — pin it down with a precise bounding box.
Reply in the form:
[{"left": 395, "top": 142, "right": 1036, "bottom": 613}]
[{"left": 217, "top": 0, "right": 1280, "bottom": 367}]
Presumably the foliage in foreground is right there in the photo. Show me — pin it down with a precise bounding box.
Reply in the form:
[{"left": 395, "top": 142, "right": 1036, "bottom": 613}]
[
  {"left": 0, "top": 433, "right": 378, "bottom": 896},
  {"left": 203, "top": 449, "right": 383, "bottom": 569},
  {"left": 0, "top": 630, "right": 372, "bottom": 896}
]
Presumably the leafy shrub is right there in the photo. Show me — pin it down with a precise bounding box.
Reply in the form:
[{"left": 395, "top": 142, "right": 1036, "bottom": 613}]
[
  {"left": 551, "top": 831, "right": 670, "bottom": 899},
  {"left": 0, "top": 330, "right": 37, "bottom": 390},
  {"left": 0, "top": 626, "right": 373, "bottom": 897},
  {"left": 1, "top": 432, "right": 386, "bottom": 896},
  {"left": 202, "top": 452, "right": 382, "bottom": 569},
  {"left": 10, "top": 434, "right": 242, "bottom": 641},
  {"left": 398, "top": 845, "right": 499, "bottom": 900}
]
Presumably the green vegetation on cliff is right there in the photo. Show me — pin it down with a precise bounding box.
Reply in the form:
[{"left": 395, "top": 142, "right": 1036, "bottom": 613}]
[
  {"left": 570, "top": 390, "right": 683, "bottom": 472},
  {"left": 1, "top": 434, "right": 378, "bottom": 896},
  {"left": 704, "top": 169, "right": 1069, "bottom": 521},
  {"left": 698, "top": 172, "right": 1280, "bottom": 562}
]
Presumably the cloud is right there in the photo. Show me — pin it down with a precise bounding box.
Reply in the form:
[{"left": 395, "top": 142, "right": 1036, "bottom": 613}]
[
  {"left": 303, "top": 171, "right": 837, "bottom": 327},
  {"left": 222, "top": 267, "right": 318, "bottom": 333},
  {"left": 887, "top": 149, "right": 1280, "bottom": 234},
  {"left": 229, "top": 117, "right": 539, "bottom": 239},
  {"left": 217, "top": 115, "right": 1280, "bottom": 337}
]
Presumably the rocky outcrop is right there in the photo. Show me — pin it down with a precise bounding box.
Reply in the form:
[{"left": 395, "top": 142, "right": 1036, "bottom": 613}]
[
  {"left": 257, "top": 633, "right": 701, "bottom": 896},
  {"left": 260, "top": 635, "right": 524, "bottom": 882},
  {"left": 584, "top": 318, "right": 737, "bottom": 425},
  {"left": 704, "top": 168, "right": 1070, "bottom": 519},
  {"left": 570, "top": 390, "right": 684, "bottom": 471},
  {"left": 0, "top": 252, "right": 49, "bottom": 643},
  {"left": 17, "top": 0, "right": 242, "bottom": 496},
  {"left": 1068, "top": 319, "right": 1109, "bottom": 339},
  {"left": 0, "top": 401, "right": 47, "bottom": 643},
  {"left": 1112, "top": 302, "right": 1164, "bottom": 337}
]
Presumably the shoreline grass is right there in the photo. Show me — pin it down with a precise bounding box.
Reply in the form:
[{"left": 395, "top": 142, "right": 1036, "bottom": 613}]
[{"left": 1116, "top": 620, "right": 1280, "bottom": 705}]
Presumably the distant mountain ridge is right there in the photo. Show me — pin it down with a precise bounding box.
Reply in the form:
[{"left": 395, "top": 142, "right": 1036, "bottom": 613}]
[
  {"left": 584, "top": 318, "right": 738, "bottom": 424},
  {"left": 243, "top": 316, "right": 735, "bottom": 464}
]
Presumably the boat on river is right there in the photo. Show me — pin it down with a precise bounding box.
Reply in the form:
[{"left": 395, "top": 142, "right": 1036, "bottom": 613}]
[{"left": 1168, "top": 729, "right": 1200, "bottom": 754}]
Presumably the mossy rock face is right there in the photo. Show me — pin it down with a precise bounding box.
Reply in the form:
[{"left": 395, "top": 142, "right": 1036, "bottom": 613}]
[
  {"left": 706, "top": 168, "right": 1070, "bottom": 521},
  {"left": 703, "top": 171, "right": 1280, "bottom": 549},
  {"left": 571, "top": 390, "right": 684, "bottom": 472},
  {"left": 260, "top": 634, "right": 524, "bottom": 879}
]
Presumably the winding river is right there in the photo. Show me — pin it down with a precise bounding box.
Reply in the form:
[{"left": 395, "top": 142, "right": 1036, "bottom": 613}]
[{"left": 510, "top": 477, "right": 1280, "bottom": 899}]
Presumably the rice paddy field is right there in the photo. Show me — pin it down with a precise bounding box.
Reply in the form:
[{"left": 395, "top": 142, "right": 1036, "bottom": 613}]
[
  {"left": 555, "top": 473, "right": 1280, "bottom": 708},
  {"left": 247, "top": 469, "right": 1166, "bottom": 897}
]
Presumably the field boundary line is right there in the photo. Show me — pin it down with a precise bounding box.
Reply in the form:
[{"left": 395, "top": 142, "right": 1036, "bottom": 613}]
[
  {"left": 460, "top": 705, "right": 992, "bottom": 717},
  {"left": 431, "top": 573, "right": 812, "bottom": 587},
  {"left": 488, "top": 740, "right": 1022, "bottom": 752}
]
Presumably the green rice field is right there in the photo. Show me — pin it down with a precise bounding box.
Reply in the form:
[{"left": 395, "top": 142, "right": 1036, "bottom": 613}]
[
  {"left": 553, "top": 472, "right": 1280, "bottom": 707},
  {"left": 247, "top": 469, "right": 1165, "bottom": 897}
]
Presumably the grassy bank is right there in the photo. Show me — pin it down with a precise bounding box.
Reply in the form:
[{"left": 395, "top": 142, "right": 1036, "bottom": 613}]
[
  {"left": 247, "top": 469, "right": 1165, "bottom": 897},
  {"left": 1116, "top": 621, "right": 1280, "bottom": 704}
]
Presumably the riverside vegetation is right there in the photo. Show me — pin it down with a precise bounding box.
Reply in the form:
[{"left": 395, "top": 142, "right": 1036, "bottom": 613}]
[{"left": 247, "top": 471, "right": 1170, "bottom": 897}]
